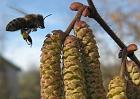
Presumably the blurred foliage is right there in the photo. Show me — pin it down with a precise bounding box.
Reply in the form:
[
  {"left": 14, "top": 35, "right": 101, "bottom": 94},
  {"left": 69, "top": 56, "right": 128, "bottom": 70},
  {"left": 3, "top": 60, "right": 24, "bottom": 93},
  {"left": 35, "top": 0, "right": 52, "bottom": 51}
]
[
  {"left": 18, "top": 69, "right": 40, "bottom": 99},
  {"left": 92, "top": 0, "right": 140, "bottom": 66},
  {"left": 110, "top": 1, "right": 140, "bottom": 44},
  {"left": 101, "top": 64, "right": 120, "bottom": 90},
  {"left": 0, "top": 71, "right": 9, "bottom": 99}
]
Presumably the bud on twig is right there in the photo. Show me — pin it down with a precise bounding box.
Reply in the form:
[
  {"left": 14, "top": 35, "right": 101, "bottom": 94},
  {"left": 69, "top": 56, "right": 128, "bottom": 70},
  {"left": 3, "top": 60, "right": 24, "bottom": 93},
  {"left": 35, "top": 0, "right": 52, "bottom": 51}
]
[
  {"left": 127, "top": 44, "right": 137, "bottom": 54},
  {"left": 70, "top": 2, "right": 83, "bottom": 11}
]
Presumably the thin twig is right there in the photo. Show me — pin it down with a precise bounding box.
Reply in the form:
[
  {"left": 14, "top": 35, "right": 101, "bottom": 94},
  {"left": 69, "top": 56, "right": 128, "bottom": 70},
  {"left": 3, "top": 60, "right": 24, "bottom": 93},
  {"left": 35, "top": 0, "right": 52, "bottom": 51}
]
[
  {"left": 87, "top": 0, "right": 140, "bottom": 68},
  {"left": 65, "top": 6, "right": 85, "bottom": 35},
  {"left": 120, "top": 48, "right": 127, "bottom": 78}
]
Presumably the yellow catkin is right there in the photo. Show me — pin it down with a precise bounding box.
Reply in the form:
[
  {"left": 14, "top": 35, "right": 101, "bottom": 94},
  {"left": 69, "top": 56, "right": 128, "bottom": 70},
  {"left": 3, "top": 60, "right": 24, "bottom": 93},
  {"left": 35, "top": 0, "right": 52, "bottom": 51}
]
[
  {"left": 74, "top": 20, "right": 106, "bottom": 99},
  {"left": 126, "top": 61, "right": 140, "bottom": 88},
  {"left": 40, "top": 30, "right": 65, "bottom": 99},
  {"left": 63, "top": 35, "right": 86, "bottom": 99},
  {"left": 126, "top": 61, "right": 140, "bottom": 99},
  {"left": 107, "top": 76, "right": 127, "bottom": 99}
]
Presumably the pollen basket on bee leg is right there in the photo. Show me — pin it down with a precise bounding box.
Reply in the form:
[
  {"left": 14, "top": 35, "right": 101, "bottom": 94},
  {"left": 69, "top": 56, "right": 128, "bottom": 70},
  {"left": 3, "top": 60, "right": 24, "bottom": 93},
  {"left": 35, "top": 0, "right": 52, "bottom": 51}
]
[
  {"left": 21, "top": 31, "right": 29, "bottom": 39},
  {"left": 21, "top": 30, "right": 32, "bottom": 46}
]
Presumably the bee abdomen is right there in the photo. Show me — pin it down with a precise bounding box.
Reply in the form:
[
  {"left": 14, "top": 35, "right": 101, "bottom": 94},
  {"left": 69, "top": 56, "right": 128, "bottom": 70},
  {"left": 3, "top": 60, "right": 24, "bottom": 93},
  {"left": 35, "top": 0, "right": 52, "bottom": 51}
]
[{"left": 6, "top": 18, "right": 26, "bottom": 31}]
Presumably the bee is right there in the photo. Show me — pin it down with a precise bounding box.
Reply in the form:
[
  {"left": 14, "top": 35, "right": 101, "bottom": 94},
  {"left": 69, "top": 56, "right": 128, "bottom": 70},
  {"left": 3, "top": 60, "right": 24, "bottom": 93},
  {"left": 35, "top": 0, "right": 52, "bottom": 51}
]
[{"left": 6, "top": 14, "right": 52, "bottom": 46}]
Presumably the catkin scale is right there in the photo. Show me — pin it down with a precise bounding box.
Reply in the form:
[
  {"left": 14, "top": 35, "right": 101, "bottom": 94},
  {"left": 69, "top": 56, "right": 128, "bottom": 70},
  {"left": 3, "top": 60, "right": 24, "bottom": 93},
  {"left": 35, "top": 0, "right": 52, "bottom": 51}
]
[
  {"left": 126, "top": 79, "right": 140, "bottom": 99},
  {"left": 126, "top": 61, "right": 140, "bottom": 88},
  {"left": 63, "top": 35, "right": 87, "bottom": 99},
  {"left": 74, "top": 20, "right": 106, "bottom": 99},
  {"left": 107, "top": 76, "right": 127, "bottom": 99},
  {"left": 40, "top": 30, "right": 65, "bottom": 99},
  {"left": 126, "top": 61, "right": 140, "bottom": 99}
]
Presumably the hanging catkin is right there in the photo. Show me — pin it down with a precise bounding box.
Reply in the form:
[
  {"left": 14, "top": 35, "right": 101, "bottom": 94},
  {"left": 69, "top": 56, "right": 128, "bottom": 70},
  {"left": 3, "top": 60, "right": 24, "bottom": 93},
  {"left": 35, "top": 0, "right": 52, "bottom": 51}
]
[
  {"left": 74, "top": 20, "right": 106, "bottom": 99},
  {"left": 126, "top": 61, "right": 140, "bottom": 89},
  {"left": 126, "top": 61, "right": 140, "bottom": 99},
  {"left": 107, "top": 76, "right": 127, "bottom": 99},
  {"left": 63, "top": 35, "right": 87, "bottom": 99},
  {"left": 40, "top": 30, "right": 65, "bottom": 99},
  {"left": 126, "top": 79, "right": 140, "bottom": 99}
]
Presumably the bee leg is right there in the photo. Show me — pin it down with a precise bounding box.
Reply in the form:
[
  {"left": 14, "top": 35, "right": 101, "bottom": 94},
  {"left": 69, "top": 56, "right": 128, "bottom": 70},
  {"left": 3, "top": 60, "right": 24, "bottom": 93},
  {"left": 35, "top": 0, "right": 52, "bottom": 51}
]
[
  {"left": 21, "top": 28, "right": 31, "bottom": 34},
  {"left": 21, "top": 28, "right": 28, "bottom": 32},
  {"left": 21, "top": 29, "right": 32, "bottom": 46},
  {"left": 32, "top": 28, "right": 37, "bottom": 32},
  {"left": 24, "top": 35, "right": 32, "bottom": 47},
  {"left": 25, "top": 39, "right": 31, "bottom": 45},
  {"left": 21, "top": 29, "right": 29, "bottom": 39},
  {"left": 26, "top": 29, "right": 32, "bottom": 34},
  {"left": 27, "top": 35, "right": 32, "bottom": 47}
]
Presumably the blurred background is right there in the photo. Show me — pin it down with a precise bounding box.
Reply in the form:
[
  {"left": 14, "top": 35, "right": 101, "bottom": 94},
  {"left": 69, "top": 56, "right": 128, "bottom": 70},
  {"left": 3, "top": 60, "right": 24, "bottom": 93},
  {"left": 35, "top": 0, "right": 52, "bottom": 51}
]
[{"left": 0, "top": 0, "right": 140, "bottom": 98}]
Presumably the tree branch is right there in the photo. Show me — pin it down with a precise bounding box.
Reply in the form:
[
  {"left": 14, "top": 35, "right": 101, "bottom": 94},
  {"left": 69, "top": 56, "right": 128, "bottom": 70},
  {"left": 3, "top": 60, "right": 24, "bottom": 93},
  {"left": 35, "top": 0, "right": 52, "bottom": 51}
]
[
  {"left": 65, "top": 6, "right": 85, "bottom": 35},
  {"left": 87, "top": 0, "right": 140, "bottom": 67}
]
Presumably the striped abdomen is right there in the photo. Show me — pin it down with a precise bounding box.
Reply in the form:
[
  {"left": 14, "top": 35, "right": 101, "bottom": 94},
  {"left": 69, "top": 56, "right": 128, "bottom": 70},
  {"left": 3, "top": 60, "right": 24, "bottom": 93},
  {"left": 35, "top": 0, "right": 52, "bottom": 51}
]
[{"left": 6, "top": 18, "right": 27, "bottom": 31}]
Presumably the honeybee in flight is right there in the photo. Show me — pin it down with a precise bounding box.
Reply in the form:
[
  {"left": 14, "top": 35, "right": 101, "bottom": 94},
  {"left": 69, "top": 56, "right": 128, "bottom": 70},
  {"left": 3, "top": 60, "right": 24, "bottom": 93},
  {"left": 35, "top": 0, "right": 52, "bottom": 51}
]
[{"left": 6, "top": 7, "right": 52, "bottom": 46}]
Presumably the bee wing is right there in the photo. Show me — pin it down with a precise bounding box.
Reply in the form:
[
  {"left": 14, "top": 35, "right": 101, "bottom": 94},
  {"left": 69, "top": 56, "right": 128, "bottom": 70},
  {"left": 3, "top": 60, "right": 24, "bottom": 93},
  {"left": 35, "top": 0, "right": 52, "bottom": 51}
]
[
  {"left": 8, "top": 5, "right": 28, "bottom": 15},
  {"left": 6, "top": 18, "right": 27, "bottom": 31}
]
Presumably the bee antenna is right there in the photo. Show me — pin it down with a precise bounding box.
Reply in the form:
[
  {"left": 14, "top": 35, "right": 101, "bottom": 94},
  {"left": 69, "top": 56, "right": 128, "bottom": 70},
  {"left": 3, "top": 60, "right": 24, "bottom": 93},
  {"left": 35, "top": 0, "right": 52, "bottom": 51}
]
[{"left": 44, "top": 14, "right": 52, "bottom": 20}]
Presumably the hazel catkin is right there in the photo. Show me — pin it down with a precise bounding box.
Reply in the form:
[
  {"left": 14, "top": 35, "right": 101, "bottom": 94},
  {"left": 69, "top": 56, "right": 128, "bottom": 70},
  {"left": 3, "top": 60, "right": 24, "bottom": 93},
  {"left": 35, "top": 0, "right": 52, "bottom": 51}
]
[
  {"left": 107, "top": 76, "right": 127, "bottom": 99},
  {"left": 40, "top": 30, "right": 65, "bottom": 99},
  {"left": 74, "top": 20, "right": 106, "bottom": 99},
  {"left": 63, "top": 35, "right": 87, "bottom": 99}
]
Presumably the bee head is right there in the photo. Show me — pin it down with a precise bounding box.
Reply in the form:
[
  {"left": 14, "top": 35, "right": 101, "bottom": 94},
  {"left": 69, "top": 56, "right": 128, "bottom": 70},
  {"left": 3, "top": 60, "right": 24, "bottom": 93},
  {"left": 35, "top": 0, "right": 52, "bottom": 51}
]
[{"left": 37, "top": 14, "right": 45, "bottom": 29}]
